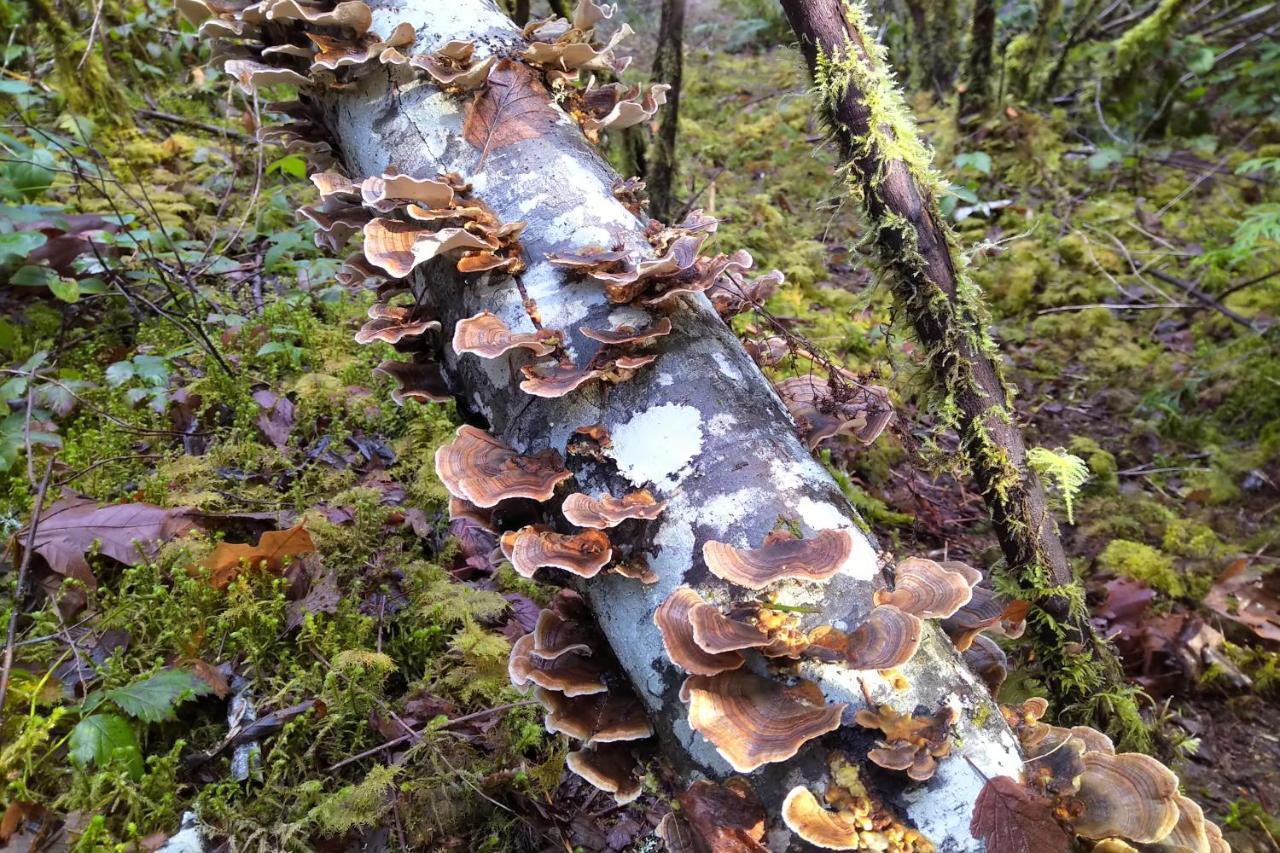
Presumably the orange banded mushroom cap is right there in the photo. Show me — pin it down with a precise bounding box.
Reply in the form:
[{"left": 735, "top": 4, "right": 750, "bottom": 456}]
[
  {"left": 565, "top": 743, "right": 643, "bottom": 804},
  {"left": 373, "top": 359, "right": 451, "bottom": 404},
  {"left": 434, "top": 425, "right": 572, "bottom": 507},
  {"left": 531, "top": 608, "right": 593, "bottom": 660},
  {"left": 702, "top": 529, "right": 857, "bottom": 590},
  {"left": 508, "top": 633, "right": 606, "bottom": 697},
  {"left": 578, "top": 317, "right": 673, "bottom": 346},
  {"left": 536, "top": 687, "right": 652, "bottom": 745},
  {"left": 519, "top": 361, "right": 604, "bottom": 398},
  {"left": 654, "top": 587, "right": 745, "bottom": 676},
  {"left": 688, "top": 604, "right": 771, "bottom": 654},
  {"left": 1072, "top": 752, "right": 1181, "bottom": 843},
  {"left": 505, "top": 526, "right": 612, "bottom": 579},
  {"left": 452, "top": 311, "right": 559, "bottom": 359},
  {"left": 781, "top": 786, "right": 862, "bottom": 850},
  {"left": 874, "top": 556, "right": 976, "bottom": 619},
  {"left": 682, "top": 671, "right": 845, "bottom": 773},
  {"left": 561, "top": 490, "right": 667, "bottom": 529},
  {"left": 809, "top": 605, "right": 923, "bottom": 670}
]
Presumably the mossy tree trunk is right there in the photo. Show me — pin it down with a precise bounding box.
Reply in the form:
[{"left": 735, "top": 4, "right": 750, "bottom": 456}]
[
  {"left": 1004, "top": 0, "right": 1061, "bottom": 101},
  {"left": 647, "top": 0, "right": 685, "bottom": 222},
  {"left": 1102, "top": 0, "right": 1194, "bottom": 104},
  {"left": 776, "top": 0, "right": 1132, "bottom": 724},
  {"left": 958, "top": 0, "right": 996, "bottom": 117},
  {"left": 311, "top": 0, "right": 1025, "bottom": 844}
]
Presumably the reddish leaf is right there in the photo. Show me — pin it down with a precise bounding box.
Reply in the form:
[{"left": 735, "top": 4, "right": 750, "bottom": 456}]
[
  {"left": 198, "top": 524, "right": 317, "bottom": 589},
  {"left": 970, "top": 776, "right": 1071, "bottom": 853},
  {"left": 463, "top": 59, "right": 558, "bottom": 168}
]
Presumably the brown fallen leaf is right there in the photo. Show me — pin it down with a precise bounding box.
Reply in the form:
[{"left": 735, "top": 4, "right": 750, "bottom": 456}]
[
  {"left": 464, "top": 59, "right": 558, "bottom": 169},
  {"left": 198, "top": 524, "right": 317, "bottom": 589},
  {"left": 251, "top": 388, "right": 296, "bottom": 451},
  {"left": 970, "top": 775, "right": 1071, "bottom": 853},
  {"left": 1205, "top": 558, "right": 1280, "bottom": 642},
  {"left": 13, "top": 496, "right": 200, "bottom": 590}
]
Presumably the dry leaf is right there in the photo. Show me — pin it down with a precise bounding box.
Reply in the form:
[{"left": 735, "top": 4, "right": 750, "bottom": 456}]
[
  {"left": 463, "top": 59, "right": 558, "bottom": 169},
  {"left": 198, "top": 525, "right": 317, "bottom": 589},
  {"left": 970, "top": 775, "right": 1071, "bottom": 853},
  {"left": 14, "top": 497, "right": 200, "bottom": 589},
  {"left": 1205, "top": 558, "right": 1280, "bottom": 642}
]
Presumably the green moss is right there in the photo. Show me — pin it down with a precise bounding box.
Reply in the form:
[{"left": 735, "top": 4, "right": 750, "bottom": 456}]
[
  {"left": 1068, "top": 436, "right": 1119, "bottom": 496},
  {"left": 1161, "top": 518, "right": 1223, "bottom": 561},
  {"left": 1097, "top": 539, "right": 1184, "bottom": 597}
]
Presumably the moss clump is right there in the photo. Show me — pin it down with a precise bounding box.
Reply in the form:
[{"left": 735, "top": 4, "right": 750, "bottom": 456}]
[{"left": 1097, "top": 539, "right": 1184, "bottom": 597}]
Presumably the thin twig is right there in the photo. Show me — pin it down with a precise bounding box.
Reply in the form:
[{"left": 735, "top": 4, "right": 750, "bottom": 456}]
[{"left": 0, "top": 457, "right": 56, "bottom": 732}]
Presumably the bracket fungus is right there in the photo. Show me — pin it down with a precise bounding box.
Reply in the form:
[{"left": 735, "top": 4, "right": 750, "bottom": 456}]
[
  {"left": 373, "top": 359, "right": 451, "bottom": 405},
  {"left": 537, "top": 688, "right": 652, "bottom": 745},
  {"left": 359, "top": 172, "right": 455, "bottom": 212},
  {"left": 874, "top": 557, "right": 977, "bottom": 619},
  {"left": 774, "top": 375, "right": 894, "bottom": 451},
  {"left": 532, "top": 599, "right": 594, "bottom": 660},
  {"left": 263, "top": 0, "right": 372, "bottom": 34},
  {"left": 1071, "top": 752, "right": 1181, "bottom": 843},
  {"left": 577, "top": 316, "right": 672, "bottom": 346},
  {"left": 854, "top": 702, "right": 957, "bottom": 782},
  {"left": 688, "top": 603, "right": 772, "bottom": 654},
  {"left": 942, "top": 585, "right": 1030, "bottom": 651},
  {"left": 960, "top": 633, "right": 1008, "bottom": 694},
  {"left": 561, "top": 489, "right": 667, "bottom": 529},
  {"left": 222, "top": 59, "right": 311, "bottom": 94},
  {"left": 703, "top": 529, "right": 857, "bottom": 590},
  {"left": 501, "top": 526, "right": 612, "bottom": 579},
  {"left": 654, "top": 586, "right": 746, "bottom": 675},
  {"left": 307, "top": 22, "right": 415, "bottom": 74},
  {"left": 782, "top": 786, "right": 867, "bottom": 851},
  {"left": 362, "top": 219, "right": 496, "bottom": 279},
  {"left": 565, "top": 743, "right": 642, "bottom": 804},
  {"left": 578, "top": 81, "right": 670, "bottom": 142},
  {"left": 682, "top": 671, "right": 845, "bottom": 773},
  {"left": 451, "top": 311, "right": 559, "bottom": 359},
  {"left": 354, "top": 303, "right": 441, "bottom": 346},
  {"left": 404, "top": 39, "right": 496, "bottom": 91},
  {"left": 434, "top": 425, "right": 572, "bottom": 507},
  {"left": 706, "top": 267, "right": 786, "bottom": 318},
  {"left": 508, "top": 633, "right": 606, "bottom": 696}
]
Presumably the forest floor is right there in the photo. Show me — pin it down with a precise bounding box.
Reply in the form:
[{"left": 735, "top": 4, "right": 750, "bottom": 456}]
[{"left": 1, "top": 11, "right": 1279, "bottom": 853}]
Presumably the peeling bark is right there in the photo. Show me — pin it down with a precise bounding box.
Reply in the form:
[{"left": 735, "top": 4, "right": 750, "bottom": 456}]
[{"left": 315, "top": 1, "right": 1022, "bottom": 847}]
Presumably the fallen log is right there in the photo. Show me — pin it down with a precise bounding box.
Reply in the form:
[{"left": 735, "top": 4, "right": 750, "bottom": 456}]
[{"left": 307, "top": 1, "right": 1024, "bottom": 846}]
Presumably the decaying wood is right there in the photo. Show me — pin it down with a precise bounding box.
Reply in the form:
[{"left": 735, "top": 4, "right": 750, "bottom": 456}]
[{"left": 307, "top": 1, "right": 1022, "bottom": 847}]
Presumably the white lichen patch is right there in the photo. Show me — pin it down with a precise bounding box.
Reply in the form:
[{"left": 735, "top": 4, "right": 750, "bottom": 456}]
[
  {"left": 606, "top": 305, "right": 652, "bottom": 328},
  {"left": 694, "top": 487, "right": 769, "bottom": 534},
  {"left": 795, "top": 495, "right": 848, "bottom": 531},
  {"left": 711, "top": 351, "right": 742, "bottom": 381},
  {"left": 609, "top": 403, "right": 703, "bottom": 490},
  {"left": 707, "top": 412, "right": 737, "bottom": 437},
  {"left": 657, "top": 372, "right": 674, "bottom": 386},
  {"left": 520, "top": 262, "right": 603, "bottom": 330}
]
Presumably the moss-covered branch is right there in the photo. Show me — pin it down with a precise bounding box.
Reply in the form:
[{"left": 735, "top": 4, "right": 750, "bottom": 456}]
[{"left": 778, "top": 0, "right": 1134, "bottom": 726}]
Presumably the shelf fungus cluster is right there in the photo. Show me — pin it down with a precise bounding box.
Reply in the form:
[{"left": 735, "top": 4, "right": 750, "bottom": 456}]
[
  {"left": 782, "top": 755, "right": 935, "bottom": 852},
  {"left": 774, "top": 374, "right": 894, "bottom": 451},
  {"left": 998, "top": 698, "right": 1230, "bottom": 852},
  {"left": 509, "top": 591, "right": 654, "bottom": 803}
]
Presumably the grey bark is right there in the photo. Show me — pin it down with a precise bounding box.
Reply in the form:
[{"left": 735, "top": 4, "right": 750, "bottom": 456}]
[
  {"left": 315, "top": 1, "right": 1021, "bottom": 847},
  {"left": 647, "top": 0, "right": 684, "bottom": 222}
]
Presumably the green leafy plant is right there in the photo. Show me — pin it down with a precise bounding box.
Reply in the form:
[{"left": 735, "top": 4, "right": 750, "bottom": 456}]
[{"left": 1027, "top": 446, "right": 1090, "bottom": 524}]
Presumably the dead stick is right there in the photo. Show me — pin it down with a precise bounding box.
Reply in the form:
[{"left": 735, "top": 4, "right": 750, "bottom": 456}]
[
  {"left": 1145, "top": 267, "right": 1258, "bottom": 332},
  {"left": 0, "top": 457, "right": 56, "bottom": 731}
]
